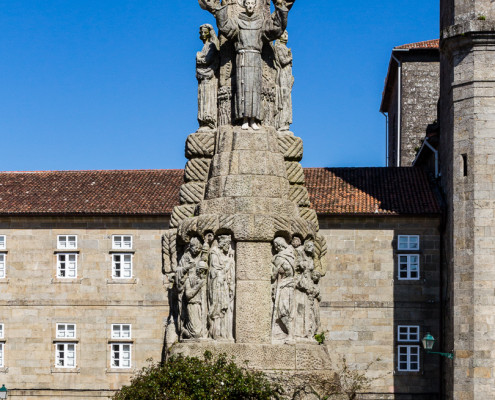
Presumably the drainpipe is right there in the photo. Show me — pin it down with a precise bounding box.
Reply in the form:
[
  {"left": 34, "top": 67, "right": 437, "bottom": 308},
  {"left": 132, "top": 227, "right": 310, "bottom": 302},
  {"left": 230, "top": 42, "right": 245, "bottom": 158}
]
[
  {"left": 391, "top": 53, "right": 402, "bottom": 167},
  {"left": 381, "top": 111, "right": 389, "bottom": 166},
  {"left": 424, "top": 138, "right": 439, "bottom": 179}
]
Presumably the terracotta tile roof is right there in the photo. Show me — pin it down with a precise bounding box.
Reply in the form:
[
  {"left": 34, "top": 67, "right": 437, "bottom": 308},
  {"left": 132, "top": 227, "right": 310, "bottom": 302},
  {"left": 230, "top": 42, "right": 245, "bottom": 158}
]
[
  {"left": 394, "top": 39, "right": 439, "bottom": 50},
  {"left": 304, "top": 167, "right": 441, "bottom": 216},
  {"left": 0, "top": 168, "right": 440, "bottom": 217}
]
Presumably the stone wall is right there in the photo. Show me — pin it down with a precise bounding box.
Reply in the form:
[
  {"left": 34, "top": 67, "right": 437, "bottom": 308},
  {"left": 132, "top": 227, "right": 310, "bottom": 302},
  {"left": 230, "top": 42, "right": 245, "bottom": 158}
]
[
  {"left": 0, "top": 214, "right": 441, "bottom": 399},
  {"left": 387, "top": 55, "right": 439, "bottom": 167},
  {"left": 0, "top": 217, "right": 169, "bottom": 400},
  {"left": 401, "top": 59, "right": 439, "bottom": 166},
  {"left": 319, "top": 216, "right": 442, "bottom": 398}
]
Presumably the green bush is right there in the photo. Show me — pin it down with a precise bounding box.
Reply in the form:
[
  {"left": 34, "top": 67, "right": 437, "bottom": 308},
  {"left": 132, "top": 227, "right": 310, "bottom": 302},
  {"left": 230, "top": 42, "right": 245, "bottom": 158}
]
[{"left": 113, "top": 351, "right": 279, "bottom": 400}]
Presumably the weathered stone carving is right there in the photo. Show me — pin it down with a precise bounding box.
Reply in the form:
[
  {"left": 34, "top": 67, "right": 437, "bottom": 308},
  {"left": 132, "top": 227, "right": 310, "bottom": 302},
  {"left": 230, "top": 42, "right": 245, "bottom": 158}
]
[
  {"left": 271, "top": 236, "right": 296, "bottom": 342},
  {"left": 208, "top": 234, "right": 235, "bottom": 340},
  {"left": 215, "top": 0, "right": 289, "bottom": 130},
  {"left": 274, "top": 30, "right": 293, "bottom": 131},
  {"left": 197, "top": 24, "right": 220, "bottom": 132},
  {"left": 271, "top": 236, "right": 323, "bottom": 343}
]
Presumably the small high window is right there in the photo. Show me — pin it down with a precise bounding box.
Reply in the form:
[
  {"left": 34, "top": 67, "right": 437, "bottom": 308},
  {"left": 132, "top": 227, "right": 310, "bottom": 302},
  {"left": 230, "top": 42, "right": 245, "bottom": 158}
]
[
  {"left": 112, "top": 324, "right": 132, "bottom": 339},
  {"left": 398, "top": 325, "right": 420, "bottom": 342},
  {"left": 112, "top": 235, "right": 133, "bottom": 250},
  {"left": 56, "top": 323, "right": 76, "bottom": 339},
  {"left": 398, "top": 235, "right": 420, "bottom": 251},
  {"left": 57, "top": 235, "right": 77, "bottom": 250},
  {"left": 0, "top": 236, "right": 5, "bottom": 250},
  {"left": 0, "top": 324, "right": 4, "bottom": 339}
]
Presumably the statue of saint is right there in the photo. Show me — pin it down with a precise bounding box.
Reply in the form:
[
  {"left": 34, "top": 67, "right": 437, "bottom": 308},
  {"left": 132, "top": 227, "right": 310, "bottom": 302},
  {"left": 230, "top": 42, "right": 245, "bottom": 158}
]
[
  {"left": 208, "top": 235, "right": 235, "bottom": 340},
  {"left": 182, "top": 264, "right": 208, "bottom": 339},
  {"left": 196, "top": 24, "right": 220, "bottom": 132},
  {"left": 274, "top": 30, "right": 293, "bottom": 131},
  {"left": 175, "top": 238, "right": 203, "bottom": 339},
  {"left": 214, "top": 0, "right": 289, "bottom": 130},
  {"left": 271, "top": 236, "right": 295, "bottom": 342}
]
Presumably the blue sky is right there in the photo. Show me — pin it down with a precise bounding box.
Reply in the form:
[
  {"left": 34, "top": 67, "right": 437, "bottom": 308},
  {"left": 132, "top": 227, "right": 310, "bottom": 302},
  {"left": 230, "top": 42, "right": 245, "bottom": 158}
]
[{"left": 0, "top": 0, "right": 439, "bottom": 171}]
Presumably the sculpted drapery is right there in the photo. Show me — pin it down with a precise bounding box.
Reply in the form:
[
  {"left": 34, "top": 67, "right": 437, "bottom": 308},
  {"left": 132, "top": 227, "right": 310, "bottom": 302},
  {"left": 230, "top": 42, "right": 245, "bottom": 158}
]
[{"left": 215, "top": 4, "right": 288, "bottom": 124}]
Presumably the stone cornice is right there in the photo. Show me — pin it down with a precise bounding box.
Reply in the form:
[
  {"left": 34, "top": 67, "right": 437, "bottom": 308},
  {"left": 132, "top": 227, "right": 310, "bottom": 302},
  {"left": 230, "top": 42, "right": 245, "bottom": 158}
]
[{"left": 442, "top": 20, "right": 495, "bottom": 53}]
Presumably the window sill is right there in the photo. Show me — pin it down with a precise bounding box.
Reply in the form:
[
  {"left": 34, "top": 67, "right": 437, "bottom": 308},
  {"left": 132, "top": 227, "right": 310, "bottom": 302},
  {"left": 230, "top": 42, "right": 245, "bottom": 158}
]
[
  {"left": 54, "top": 250, "right": 80, "bottom": 254},
  {"left": 51, "top": 278, "right": 83, "bottom": 284},
  {"left": 50, "top": 367, "right": 80, "bottom": 374},
  {"left": 106, "top": 279, "right": 137, "bottom": 285},
  {"left": 0, "top": 279, "right": 9, "bottom": 284},
  {"left": 0, "top": 367, "right": 8, "bottom": 374},
  {"left": 106, "top": 368, "right": 135, "bottom": 374},
  {"left": 53, "top": 339, "right": 79, "bottom": 343},
  {"left": 108, "top": 339, "right": 134, "bottom": 344},
  {"left": 0, "top": 250, "right": 8, "bottom": 254},
  {"left": 109, "top": 250, "right": 135, "bottom": 254}
]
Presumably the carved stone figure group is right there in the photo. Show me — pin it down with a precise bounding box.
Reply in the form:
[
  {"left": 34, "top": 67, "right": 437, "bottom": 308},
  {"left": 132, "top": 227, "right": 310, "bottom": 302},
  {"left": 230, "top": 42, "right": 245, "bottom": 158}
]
[
  {"left": 173, "top": 234, "right": 235, "bottom": 342},
  {"left": 271, "top": 236, "right": 322, "bottom": 342},
  {"left": 196, "top": 0, "right": 295, "bottom": 131}
]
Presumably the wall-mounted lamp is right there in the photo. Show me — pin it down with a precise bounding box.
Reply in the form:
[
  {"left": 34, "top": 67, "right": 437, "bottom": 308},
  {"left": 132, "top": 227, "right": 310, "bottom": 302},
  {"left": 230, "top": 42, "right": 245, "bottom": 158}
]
[
  {"left": 422, "top": 333, "right": 454, "bottom": 360},
  {"left": 0, "top": 384, "right": 7, "bottom": 399}
]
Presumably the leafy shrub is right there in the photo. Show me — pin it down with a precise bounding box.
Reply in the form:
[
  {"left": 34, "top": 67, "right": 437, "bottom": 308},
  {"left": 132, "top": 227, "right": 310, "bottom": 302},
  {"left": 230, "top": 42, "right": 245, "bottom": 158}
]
[{"left": 113, "top": 351, "right": 279, "bottom": 400}]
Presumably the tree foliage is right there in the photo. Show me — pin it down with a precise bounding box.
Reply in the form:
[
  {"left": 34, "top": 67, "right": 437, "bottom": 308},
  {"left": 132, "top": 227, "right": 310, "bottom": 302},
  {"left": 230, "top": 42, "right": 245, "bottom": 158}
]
[{"left": 113, "top": 351, "right": 279, "bottom": 400}]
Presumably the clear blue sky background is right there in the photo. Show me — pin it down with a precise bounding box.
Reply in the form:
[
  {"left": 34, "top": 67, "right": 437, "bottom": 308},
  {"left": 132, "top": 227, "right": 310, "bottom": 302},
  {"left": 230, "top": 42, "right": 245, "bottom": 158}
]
[{"left": 0, "top": 0, "right": 439, "bottom": 171}]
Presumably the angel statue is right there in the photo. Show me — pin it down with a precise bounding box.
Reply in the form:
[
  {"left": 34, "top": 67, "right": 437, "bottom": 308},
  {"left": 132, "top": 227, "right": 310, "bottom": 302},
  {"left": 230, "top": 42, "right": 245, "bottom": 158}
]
[{"left": 198, "top": 0, "right": 293, "bottom": 130}]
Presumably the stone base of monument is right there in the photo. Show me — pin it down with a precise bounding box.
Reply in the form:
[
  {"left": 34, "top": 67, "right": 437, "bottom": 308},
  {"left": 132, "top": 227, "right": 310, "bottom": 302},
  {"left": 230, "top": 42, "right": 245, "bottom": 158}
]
[{"left": 170, "top": 342, "right": 335, "bottom": 398}]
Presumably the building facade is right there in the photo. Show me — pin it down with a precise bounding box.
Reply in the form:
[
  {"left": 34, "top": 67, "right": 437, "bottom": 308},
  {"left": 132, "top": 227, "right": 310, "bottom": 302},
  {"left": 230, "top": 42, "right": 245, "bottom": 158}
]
[
  {"left": 0, "top": 168, "right": 442, "bottom": 399},
  {"left": 381, "top": 40, "right": 440, "bottom": 167}
]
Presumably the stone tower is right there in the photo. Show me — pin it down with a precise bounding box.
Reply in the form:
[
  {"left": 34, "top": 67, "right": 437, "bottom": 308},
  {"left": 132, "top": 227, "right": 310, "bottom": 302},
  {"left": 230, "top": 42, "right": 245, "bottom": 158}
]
[
  {"left": 161, "top": 0, "right": 331, "bottom": 392},
  {"left": 440, "top": 0, "right": 495, "bottom": 398}
]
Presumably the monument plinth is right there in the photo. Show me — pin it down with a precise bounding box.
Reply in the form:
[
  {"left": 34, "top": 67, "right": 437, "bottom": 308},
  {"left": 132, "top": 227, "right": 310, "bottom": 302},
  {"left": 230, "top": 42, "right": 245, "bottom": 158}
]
[{"left": 162, "top": 0, "right": 331, "bottom": 393}]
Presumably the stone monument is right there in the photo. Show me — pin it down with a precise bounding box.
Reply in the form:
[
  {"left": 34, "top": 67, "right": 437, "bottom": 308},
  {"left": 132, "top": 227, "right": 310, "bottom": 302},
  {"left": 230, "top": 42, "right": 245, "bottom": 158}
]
[{"left": 162, "top": 0, "right": 331, "bottom": 394}]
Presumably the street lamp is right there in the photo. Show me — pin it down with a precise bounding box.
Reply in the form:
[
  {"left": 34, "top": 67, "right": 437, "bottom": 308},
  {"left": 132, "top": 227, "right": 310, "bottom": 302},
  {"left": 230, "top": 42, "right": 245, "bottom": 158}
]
[
  {"left": 0, "top": 384, "right": 7, "bottom": 399},
  {"left": 421, "top": 333, "right": 454, "bottom": 360}
]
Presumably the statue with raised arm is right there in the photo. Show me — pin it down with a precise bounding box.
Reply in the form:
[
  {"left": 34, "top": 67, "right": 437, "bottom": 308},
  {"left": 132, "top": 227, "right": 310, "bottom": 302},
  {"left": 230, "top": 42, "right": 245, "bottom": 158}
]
[{"left": 197, "top": 24, "right": 220, "bottom": 132}]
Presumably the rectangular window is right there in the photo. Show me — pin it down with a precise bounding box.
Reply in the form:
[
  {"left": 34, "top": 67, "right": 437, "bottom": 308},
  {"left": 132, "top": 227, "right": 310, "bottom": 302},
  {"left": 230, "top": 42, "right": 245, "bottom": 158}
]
[
  {"left": 56, "top": 343, "right": 76, "bottom": 368},
  {"left": 398, "top": 325, "right": 420, "bottom": 342},
  {"left": 111, "top": 343, "right": 131, "bottom": 368},
  {"left": 0, "top": 324, "right": 3, "bottom": 339},
  {"left": 398, "top": 235, "right": 420, "bottom": 250},
  {"left": 57, "top": 235, "right": 77, "bottom": 250},
  {"left": 112, "top": 324, "right": 131, "bottom": 339},
  {"left": 112, "top": 235, "right": 133, "bottom": 250},
  {"left": 398, "top": 255, "right": 420, "bottom": 280},
  {"left": 57, "top": 254, "right": 77, "bottom": 278},
  {"left": 0, "top": 343, "right": 3, "bottom": 368},
  {"left": 0, "top": 235, "right": 5, "bottom": 250},
  {"left": 0, "top": 254, "right": 5, "bottom": 279},
  {"left": 112, "top": 254, "right": 132, "bottom": 279},
  {"left": 398, "top": 345, "right": 420, "bottom": 372},
  {"left": 56, "top": 324, "right": 76, "bottom": 339}
]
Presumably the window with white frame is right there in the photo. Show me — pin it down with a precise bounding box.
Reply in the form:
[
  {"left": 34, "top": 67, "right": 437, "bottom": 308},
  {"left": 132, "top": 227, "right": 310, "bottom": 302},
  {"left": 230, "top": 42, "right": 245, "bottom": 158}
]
[
  {"left": 55, "top": 343, "right": 76, "bottom": 368},
  {"left": 398, "top": 325, "right": 420, "bottom": 342},
  {"left": 112, "top": 254, "right": 132, "bottom": 279},
  {"left": 56, "top": 323, "right": 76, "bottom": 339},
  {"left": 0, "top": 343, "right": 3, "bottom": 368},
  {"left": 398, "top": 235, "right": 420, "bottom": 251},
  {"left": 0, "top": 235, "right": 5, "bottom": 250},
  {"left": 0, "top": 324, "right": 4, "bottom": 339},
  {"left": 0, "top": 254, "right": 5, "bottom": 279},
  {"left": 398, "top": 345, "right": 420, "bottom": 372},
  {"left": 112, "top": 235, "right": 133, "bottom": 250},
  {"left": 111, "top": 343, "right": 131, "bottom": 368},
  {"left": 57, "top": 254, "right": 77, "bottom": 278},
  {"left": 57, "top": 235, "right": 77, "bottom": 250},
  {"left": 112, "top": 324, "right": 131, "bottom": 339},
  {"left": 398, "top": 254, "right": 420, "bottom": 280}
]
